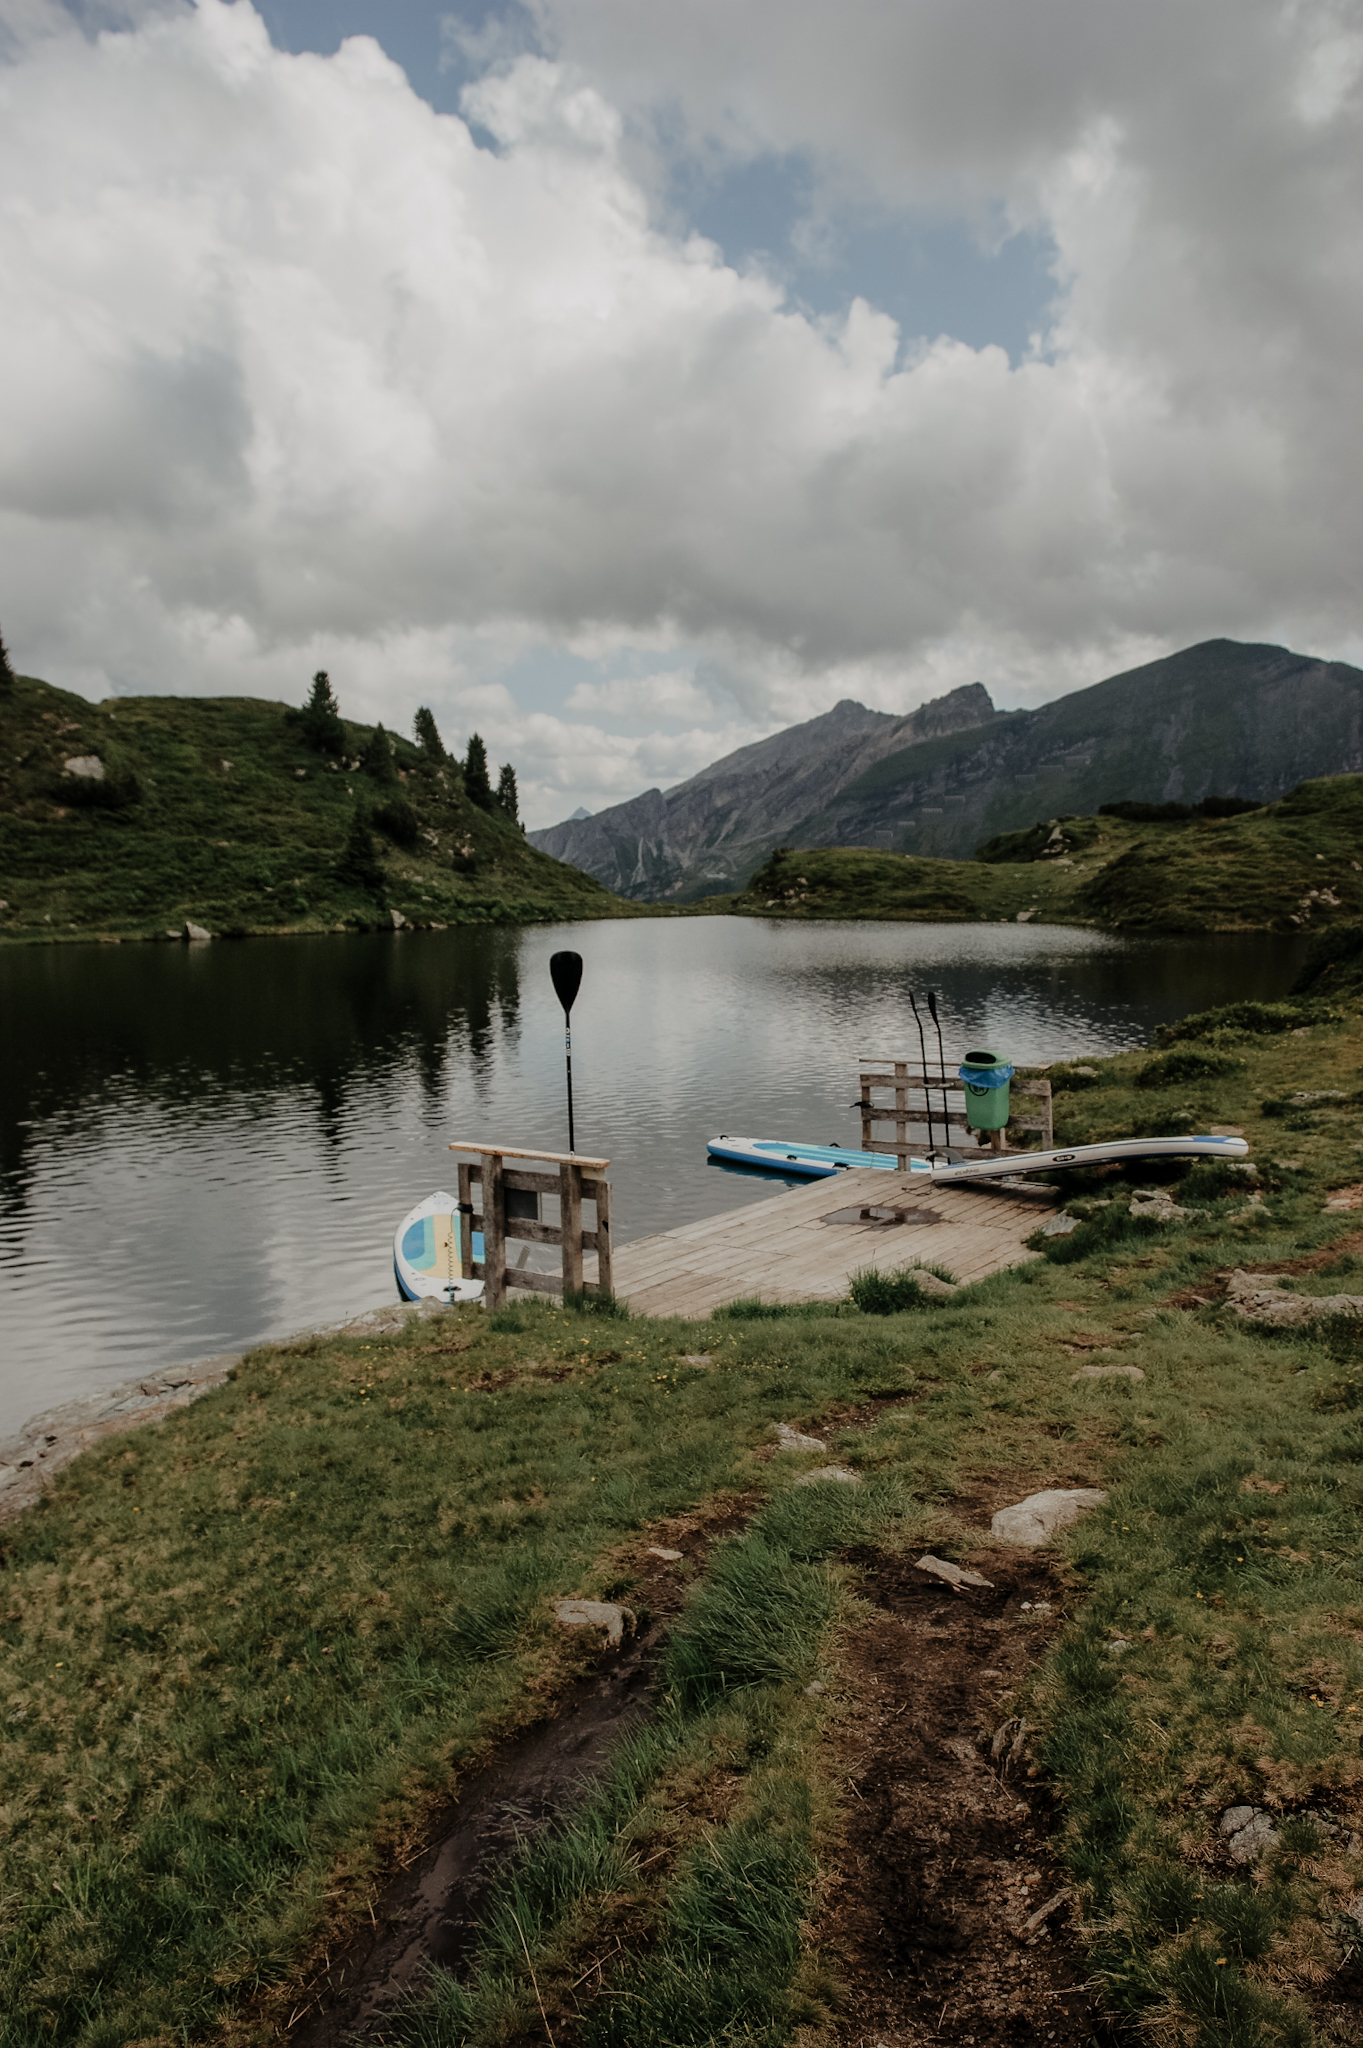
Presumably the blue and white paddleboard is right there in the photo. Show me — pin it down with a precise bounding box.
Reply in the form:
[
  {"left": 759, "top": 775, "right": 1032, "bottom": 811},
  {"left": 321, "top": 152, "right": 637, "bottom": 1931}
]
[
  {"left": 707, "top": 1132, "right": 1250, "bottom": 1183},
  {"left": 708, "top": 1136, "right": 899, "bottom": 1178},
  {"left": 393, "top": 1190, "right": 485, "bottom": 1303}
]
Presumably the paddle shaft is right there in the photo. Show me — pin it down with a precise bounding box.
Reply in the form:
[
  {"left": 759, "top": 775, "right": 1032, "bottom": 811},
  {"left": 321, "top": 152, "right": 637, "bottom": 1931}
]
[{"left": 563, "top": 1012, "right": 576, "bottom": 1155}]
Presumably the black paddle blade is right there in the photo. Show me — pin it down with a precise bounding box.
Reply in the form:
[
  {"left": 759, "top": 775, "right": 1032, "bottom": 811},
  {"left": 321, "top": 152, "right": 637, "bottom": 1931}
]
[
  {"left": 927, "top": 989, "right": 939, "bottom": 1022},
  {"left": 549, "top": 950, "right": 584, "bottom": 1015}
]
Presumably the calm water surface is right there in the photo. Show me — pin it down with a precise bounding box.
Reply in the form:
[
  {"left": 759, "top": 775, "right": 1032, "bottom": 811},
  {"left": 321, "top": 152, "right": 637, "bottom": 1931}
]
[{"left": 0, "top": 918, "right": 1303, "bottom": 1434}]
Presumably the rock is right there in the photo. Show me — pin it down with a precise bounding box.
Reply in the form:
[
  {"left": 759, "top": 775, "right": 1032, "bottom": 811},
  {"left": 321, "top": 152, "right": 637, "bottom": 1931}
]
[
  {"left": 1016, "top": 909, "right": 1035, "bottom": 923},
  {"left": 1071, "top": 1065, "right": 1099, "bottom": 1078},
  {"left": 62, "top": 754, "right": 104, "bottom": 780},
  {"left": 295, "top": 767, "right": 307, "bottom": 779},
  {"left": 1041, "top": 1211, "right": 1079, "bottom": 1237},
  {"left": 915, "top": 1554, "right": 994, "bottom": 1591},
  {"left": 794, "top": 1464, "right": 861, "bottom": 1486},
  {"left": 805, "top": 1680, "right": 827, "bottom": 1696},
  {"left": 774, "top": 1421, "right": 826, "bottom": 1451},
  {"left": 646, "top": 1546, "right": 683, "bottom": 1561},
  {"left": 1073, "top": 1364, "right": 1146, "bottom": 1382},
  {"left": 680, "top": 1352, "right": 713, "bottom": 1365},
  {"left": 182, "top": 921, "right": 211, "bottom": 942},
  {"left": 1130, "top": 1191, "right": 1190, "bottom": 1221},
  {"left": 1325, "top": 1184, "right": 1363, "bottom": 1212},
  {"left": 1219, "top": 1805, "right": 1278, "bottom": 1864},
  {"left": 1107, "top": 1637, "right": 1132, "bottom": 1654},
  {"left": 1227, "top": 1270, "right": 1363, "bottom": 1323},
  {"left": 991, "top": 1488, "right": 1107, "bottom": 1547},
  {"left": 1019, "top": 1888, "right": 1071, "bottom": 1938},
  {"left": 390, "top": 908, "right": 407, "bottom": 930},
  {"left": 553, "top": 1598, "right": 633, "bottom": 1647}
]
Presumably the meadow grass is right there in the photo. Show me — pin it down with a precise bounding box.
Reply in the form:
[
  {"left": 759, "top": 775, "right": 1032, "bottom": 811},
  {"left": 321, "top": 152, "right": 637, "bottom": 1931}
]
[{"left": 5, "top": 1009, "right": 1363, "bottom": 2042}]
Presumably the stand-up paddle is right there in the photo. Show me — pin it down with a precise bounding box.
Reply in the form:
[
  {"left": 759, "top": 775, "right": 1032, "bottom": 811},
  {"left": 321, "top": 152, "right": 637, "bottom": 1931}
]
[
  {"left": 908, "top": 990, "right": 936, "bottom": 1153},
  {"left": 927, "top": 990, "right": 952, "bottom": 1144},
  {"left": 549, "top": 950, "right": 583, "bottom": 1154}
]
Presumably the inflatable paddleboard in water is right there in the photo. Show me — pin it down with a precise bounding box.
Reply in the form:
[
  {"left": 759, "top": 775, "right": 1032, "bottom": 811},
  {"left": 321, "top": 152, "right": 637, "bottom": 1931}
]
[
  {"left": 707, "top": 1133, "right": 1250, "bottom": 1183},
  {"left": 393, "top": 1190, "right": 485, "bottom": 1303}
]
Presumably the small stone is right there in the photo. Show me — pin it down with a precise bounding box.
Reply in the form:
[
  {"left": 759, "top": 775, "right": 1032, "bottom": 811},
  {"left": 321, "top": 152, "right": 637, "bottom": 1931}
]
[
  {"left": 805, "top": 1680, "right": 827, "bottom": 1696},
  {"left": 183, "top": 921, "right": 211, "bottom": 942},
  {"left": 1219, "top": 1805, "right": 1278, "bottom": 1864},
  {"left": 991, "top": 1488, "right": 1107, "bottom": 1548},
  {"left": 646, "top": 1546, "right": 683, "bottom": 1561},
  {"left": 62, "top": 754, "right": 104, "bottom": 780},
  {"left": 774, "top": 1421, "right": 826, "bottom": 1451},
  {"left": 915, "top": 1553, "right": 994, "bottom": 1591},
  {"left": 390, "top": 908, "right": 407, "bottom": 930},
  {"left": 295, "top": 767, "right": 307, "bottom": 779},
  {"left": 1130, "top": 1191, "right": 1189, "bottom": 1221},
  {"left": 1070, "top": 1065, "right": 1099, "bottom": 1078},
  {"left": 1107, "top": 1637, "right": 1132, "bottom": 1654},
  {"left": 985, "top": 1369, "right": 1005, "bottom": 1381},
  {"left": 553, "top": 1599, "right": 633, "bottom": 1648},
  {"left": 794, "top": 1464, "right": 861, "bottom": 1486},
  {"left": 1041, "top": 1211, "right": 1079, "bottom": 1237},
  {"left": 981, "top": 1668, "right": 1004, "bottom": 1679},
  {"left": 1073, "top": 1364, "right": 1146, "bottom": 1382},
  {"left": 679, "top": 1352, "right": 713, "bottom": 1365}
]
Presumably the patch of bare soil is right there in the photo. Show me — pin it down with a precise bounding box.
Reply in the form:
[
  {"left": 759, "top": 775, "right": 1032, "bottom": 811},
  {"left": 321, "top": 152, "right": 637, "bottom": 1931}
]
[
  {"left": 285, "top": 1498, "right": 759, "bottom": 2044},
  {"left": 818, "top": 1546, "right": 1116, "bottom": 2048}
]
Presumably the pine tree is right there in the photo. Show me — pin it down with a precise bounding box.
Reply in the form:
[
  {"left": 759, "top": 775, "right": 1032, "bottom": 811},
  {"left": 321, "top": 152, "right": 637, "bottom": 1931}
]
[
  {"left": 360, "top": 721, "right": 398, "bottom": 784},
  {"left": 414, "top": 705, "right": 445, "bottom": 760},
  {"left": 495, "top": 762, "right": 519, "bottom": 821},
  {"left": 299, "top": 669, "right": 345, "bottom": 755},
  {"left": 464, "top": 732, "right": 494, "bottom": 810},
  {"left": 0, "top": 623, "right": 14, "bottom": 696},
  {"left": 335, "top": 805, "right": 386, "bottom": 893}
]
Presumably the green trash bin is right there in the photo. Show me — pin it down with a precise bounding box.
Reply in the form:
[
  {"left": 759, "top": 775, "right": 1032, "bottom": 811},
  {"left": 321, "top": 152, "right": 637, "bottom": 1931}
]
[{"left": 958, "top": 1050, "right": 1014, "bottom": 1132}]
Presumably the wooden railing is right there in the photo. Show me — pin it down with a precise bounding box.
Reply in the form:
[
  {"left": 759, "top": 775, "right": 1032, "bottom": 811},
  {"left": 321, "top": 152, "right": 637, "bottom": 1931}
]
[
  {"left": 856, "top": 1059, "right": 1053, "bottom": 1168},
  {"left": 448, "top": 1142, "right": 613, "bottom": 1311}
]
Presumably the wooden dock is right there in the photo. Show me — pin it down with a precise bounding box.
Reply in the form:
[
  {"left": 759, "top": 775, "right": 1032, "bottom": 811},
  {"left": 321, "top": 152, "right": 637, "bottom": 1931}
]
[{"left": 611, "top": 1167, "right": 1060, "bottom": 1321}]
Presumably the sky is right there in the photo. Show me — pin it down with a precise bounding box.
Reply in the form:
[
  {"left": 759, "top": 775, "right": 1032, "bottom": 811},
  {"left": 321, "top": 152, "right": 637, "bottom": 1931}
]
[{"left": 2, "top": 2, "right": 1361, "bottom": 826}]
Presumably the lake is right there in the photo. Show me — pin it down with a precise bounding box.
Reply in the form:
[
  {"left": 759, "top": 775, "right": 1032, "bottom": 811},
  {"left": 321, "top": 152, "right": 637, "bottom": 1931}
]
[{"left": 0, "top": 917, "right": 1304, "bottom": 1435}]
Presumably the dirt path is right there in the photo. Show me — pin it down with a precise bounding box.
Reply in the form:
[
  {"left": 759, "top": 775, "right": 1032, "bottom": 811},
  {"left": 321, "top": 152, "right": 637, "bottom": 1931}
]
[{"left": 818, "top": 1545, "right": 1114, "bottom": 2047}]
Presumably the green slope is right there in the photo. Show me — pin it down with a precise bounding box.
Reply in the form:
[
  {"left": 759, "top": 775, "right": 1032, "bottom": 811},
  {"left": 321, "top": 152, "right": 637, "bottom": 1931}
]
[
  {"left": 791, "top": 640, "right": 1363, "bottom": 861},
  {"left": 723, "top": 774, "right": 1363, "bottom": 933},
  {"left": 0, "top": 676, "right": 633, "bottom": 941}
]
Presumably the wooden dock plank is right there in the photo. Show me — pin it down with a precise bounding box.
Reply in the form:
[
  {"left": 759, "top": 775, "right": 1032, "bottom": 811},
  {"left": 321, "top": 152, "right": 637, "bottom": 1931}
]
[{"left": 612, "top": 1169, "right": 1057, "bottom": 1320}]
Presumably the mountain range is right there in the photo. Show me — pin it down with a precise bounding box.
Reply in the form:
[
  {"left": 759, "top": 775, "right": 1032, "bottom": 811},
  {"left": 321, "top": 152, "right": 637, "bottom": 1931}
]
[{"left": 530, "top": 639, "right": 1363, "bottom": 901}]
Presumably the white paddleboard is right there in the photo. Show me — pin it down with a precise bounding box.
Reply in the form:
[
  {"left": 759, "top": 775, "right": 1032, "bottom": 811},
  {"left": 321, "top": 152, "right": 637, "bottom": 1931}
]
[{"left": 393, "top": 1190, "right": 485, "bottom": 1303}]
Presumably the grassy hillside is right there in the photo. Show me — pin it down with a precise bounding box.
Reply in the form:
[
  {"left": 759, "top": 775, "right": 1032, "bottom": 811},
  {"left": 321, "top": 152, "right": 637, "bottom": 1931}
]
[
  {"left": 7, "top": 1007, "right": 1363, "bottom": 2044},
  {"left": 790, "top": 639, "right": 1363, "bottom": 862},
  {"left": 722, "top": 774, "right": 1363, "bottom": 934},
  {"left": 0, "top": 675, "right": 632, "bottom": 942}
]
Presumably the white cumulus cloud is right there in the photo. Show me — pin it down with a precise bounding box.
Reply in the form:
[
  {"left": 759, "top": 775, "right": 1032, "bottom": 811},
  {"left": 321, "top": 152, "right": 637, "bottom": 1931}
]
[{"left": 0, "top": 0, "right": 1360, "bottom": 827}]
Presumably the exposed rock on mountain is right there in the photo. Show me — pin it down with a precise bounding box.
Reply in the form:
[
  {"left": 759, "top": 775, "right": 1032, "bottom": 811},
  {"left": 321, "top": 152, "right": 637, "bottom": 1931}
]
[
  {"left": 532, "top": 641, "right": 1363, "bottom": 898},
  {"left": 530, "top": 684, "right": 996, "bottom": 899}
]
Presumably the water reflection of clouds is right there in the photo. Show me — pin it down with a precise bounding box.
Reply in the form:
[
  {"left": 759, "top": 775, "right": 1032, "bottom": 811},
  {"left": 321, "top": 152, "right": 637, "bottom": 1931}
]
[{"left": 0, "top": 918, "right": 1304, "bottom": 1435}]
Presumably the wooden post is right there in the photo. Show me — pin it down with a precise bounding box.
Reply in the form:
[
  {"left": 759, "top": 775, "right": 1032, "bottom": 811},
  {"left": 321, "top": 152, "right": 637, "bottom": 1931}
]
[
  {"left": 457, "top": 1161, "right": 475, "bottom": 1281},
  {"left": 559, "top": 1160, "right": 584, "bottom": 1296},
  {"left": 893, "top": 1059, "right": 909, "bottom": 1168},
  {"left": 591, "top": 1175, "right": 613, "bottom": 1298},
  {"left": 483, "top": 1152, "right": 507, "bottom": 1309}
]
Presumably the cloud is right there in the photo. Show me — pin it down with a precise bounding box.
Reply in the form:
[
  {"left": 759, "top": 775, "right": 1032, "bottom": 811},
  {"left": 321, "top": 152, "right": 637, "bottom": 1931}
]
[
  {"left": 564, "top": 669, "right": 715, "bottom": 720},
  {"left": 0, "top": 0, "right": 1360, "bottom": 827}
]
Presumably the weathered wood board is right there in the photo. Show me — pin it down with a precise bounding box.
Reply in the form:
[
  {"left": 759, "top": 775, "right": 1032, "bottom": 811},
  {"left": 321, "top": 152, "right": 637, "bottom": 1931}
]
[{"left": 611, "top": 1167, "right": 1059, "bottom": 1320}]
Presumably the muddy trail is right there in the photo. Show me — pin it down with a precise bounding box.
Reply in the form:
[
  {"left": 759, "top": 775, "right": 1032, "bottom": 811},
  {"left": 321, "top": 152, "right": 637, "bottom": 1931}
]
[
  {"left": 821, "top": 1540, "right": 1114, "bottom": 2048},
  {"left": 287, "top": 1500, "right": 754, "bottom": 2045},
  {"left": 284, "top": 1478, "right": 1113, "bottom": 2048}
]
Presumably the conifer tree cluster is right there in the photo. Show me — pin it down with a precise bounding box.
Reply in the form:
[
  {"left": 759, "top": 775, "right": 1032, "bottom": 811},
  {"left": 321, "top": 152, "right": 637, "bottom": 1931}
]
[
  {"left": 335, "top": 805, "right": 386, "bottom": 894},
  {"left": 360, "top": 721, "right": 398, "bottom": 784},
  {"left": 495, "top": 762, "right": 519, "bottom": 821},
  {"left": 414, "top": 706, "right": 444, "bottom": 760}
]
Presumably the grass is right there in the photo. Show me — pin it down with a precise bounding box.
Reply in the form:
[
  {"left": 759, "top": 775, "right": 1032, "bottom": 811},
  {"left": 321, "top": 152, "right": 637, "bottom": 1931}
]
[
  {"left": 720, "top": 774, "right": 1363, "bottom": 935},
  {"left": 8, "top": 1011, "right": 1363, "bottom": 2041},
  {"left": 0, "top": 673, "right": 635, "bottom": 942}
]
